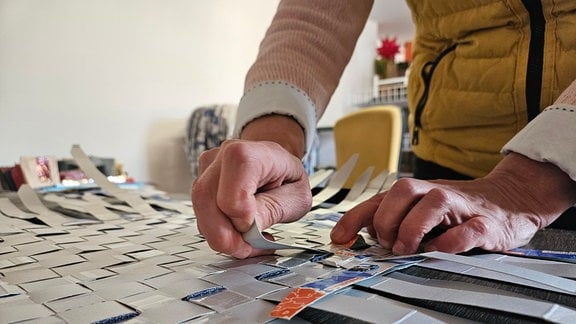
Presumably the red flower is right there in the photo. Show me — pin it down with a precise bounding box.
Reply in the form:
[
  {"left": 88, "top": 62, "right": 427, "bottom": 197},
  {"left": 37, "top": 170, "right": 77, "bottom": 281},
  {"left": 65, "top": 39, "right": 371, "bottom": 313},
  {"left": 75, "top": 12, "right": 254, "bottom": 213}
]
[{"left": 377, "top": 37, "right": 400, "bottom": 61}]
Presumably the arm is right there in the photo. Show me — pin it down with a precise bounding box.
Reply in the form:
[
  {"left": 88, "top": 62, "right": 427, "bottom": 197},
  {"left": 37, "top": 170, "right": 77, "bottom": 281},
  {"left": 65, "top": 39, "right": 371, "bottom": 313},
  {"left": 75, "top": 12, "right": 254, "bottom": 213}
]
[
  {"left": 192, "top": 0, "right": 374, "bottom": 258},
  {"left": 332, "top": 80, "right": 576, "bottom": 255}
]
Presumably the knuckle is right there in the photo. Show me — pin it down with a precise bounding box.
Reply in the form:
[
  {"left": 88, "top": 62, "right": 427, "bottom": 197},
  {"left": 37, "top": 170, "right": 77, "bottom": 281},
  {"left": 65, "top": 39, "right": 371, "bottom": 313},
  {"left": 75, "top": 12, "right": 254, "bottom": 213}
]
[
  {"left": 262, "top": 200, "right": 284, "bottom": 227},
  {"left": 220, "top": 140, "right": 253, "bottom": 161},
  {"left": 198, "top": 147, "right": 216, "bottom": 162},
  {"left": 389, "top": 178, "right": 420, "bottom": 195},
  {"left": 262, "top": 195, "right": 297, "bottom": 224},
  {"left": 426, "top": 187, "right": 451, "bottom": 201},
  {"left": 197, "top": 148, "right": 216, "bottom": 169},
  {"left": 422, "top": 188, "right": 453, "bottom": 211},
  {"left": 466, "top": 217, "right": 491, "bottom": 237},
  {"left": 219, "top": 189, "right": 252, "bottom": 217}
]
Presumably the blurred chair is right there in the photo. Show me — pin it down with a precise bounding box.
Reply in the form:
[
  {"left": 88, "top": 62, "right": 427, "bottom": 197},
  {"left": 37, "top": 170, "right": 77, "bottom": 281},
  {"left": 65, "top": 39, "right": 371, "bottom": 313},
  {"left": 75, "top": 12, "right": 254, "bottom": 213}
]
[
  {"left": 184, "top": 104, "right": 236, "bottom": 179},
  {"left": 333, "top": 105, "right": 403, "bottom": 189},
  {"left": 147, "top": 104, "right": 235, "bottom": 194}
]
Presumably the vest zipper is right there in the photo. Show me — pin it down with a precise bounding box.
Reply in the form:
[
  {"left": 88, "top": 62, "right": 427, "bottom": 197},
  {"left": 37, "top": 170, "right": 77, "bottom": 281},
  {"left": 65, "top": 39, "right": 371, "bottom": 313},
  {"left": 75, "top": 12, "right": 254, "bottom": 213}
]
[
  {"left": 412, "top": 44, "right": 457, "bottom": 145},
  {"left": 521, "top": 0, "right": 545, "bottom": 121}
]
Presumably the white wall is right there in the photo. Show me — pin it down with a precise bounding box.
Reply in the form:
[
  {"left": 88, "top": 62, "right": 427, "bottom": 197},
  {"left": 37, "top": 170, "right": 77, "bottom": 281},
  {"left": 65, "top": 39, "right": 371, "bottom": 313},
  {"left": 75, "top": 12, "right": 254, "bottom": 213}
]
[
  {"left": 0, "top": 0, "right": 384, "bottom": 183},
  {"left": 317, "top": 19, "right": 378, "bottom": 127}
]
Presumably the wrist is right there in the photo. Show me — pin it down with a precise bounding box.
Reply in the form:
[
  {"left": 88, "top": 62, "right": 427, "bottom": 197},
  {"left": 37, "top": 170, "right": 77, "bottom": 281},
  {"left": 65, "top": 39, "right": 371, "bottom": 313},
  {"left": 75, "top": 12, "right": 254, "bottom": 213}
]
[
  {"left": 239, "top": 114, "right": 306, "bottom": 158},
  {"left": 489, "top": 152, "right": 576, "bottom": 218}
]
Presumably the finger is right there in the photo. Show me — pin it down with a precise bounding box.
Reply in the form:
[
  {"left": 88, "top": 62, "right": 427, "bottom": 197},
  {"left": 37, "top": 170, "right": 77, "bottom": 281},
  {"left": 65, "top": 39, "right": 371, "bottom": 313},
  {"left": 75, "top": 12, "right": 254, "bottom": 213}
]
[
  {"left": 330, "top": 194, "right": 383, "bottom": 244},
  {"left": 372, "top": 178, "right": 431, "bottom": 249},
  {"left": 197, "top": 147, "right": 220, "bottom": 175},
  {"left": 200, "top": 216, "right": 255, "bottom": 259},
  {"left": 424, "top": 217, "right": 492, "bottom": 253},
  {"left": 192, "top": 156, "right": 255, "bottom": 258},
  {"left": 392, "top": 187, "right": 463, "bottom": 255}
]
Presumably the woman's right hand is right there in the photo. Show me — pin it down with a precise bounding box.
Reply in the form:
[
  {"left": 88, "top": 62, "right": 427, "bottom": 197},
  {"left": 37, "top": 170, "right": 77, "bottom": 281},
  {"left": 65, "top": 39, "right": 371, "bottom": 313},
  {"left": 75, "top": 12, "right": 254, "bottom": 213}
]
[{"left": 191, "top": 139, "right": 312, "bottom": 259}]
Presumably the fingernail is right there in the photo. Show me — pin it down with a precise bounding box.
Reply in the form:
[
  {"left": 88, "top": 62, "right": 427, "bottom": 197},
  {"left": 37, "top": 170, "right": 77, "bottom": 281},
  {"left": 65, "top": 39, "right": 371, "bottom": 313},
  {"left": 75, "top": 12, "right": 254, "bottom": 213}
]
[
  {"left": 330, "top": 224, "right": 345, "bottom": 241},
  {"left": 233, "top": 246, "right": 252, "bottom": 259},
  {"left": 425, "top": 244, "right": 437, "bottom": 252},
  {"left": 392, "top": 241, "right": 407, "bottom": 255},
  {"left": 380, "top": 239, "right": 392, "bottom": 249}
]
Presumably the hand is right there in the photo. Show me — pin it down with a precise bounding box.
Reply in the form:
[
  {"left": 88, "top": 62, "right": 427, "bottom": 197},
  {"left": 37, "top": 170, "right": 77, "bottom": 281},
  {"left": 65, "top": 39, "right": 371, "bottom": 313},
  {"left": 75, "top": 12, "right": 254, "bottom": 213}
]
[
  {"left": 331, "top": 153, "right": 576, "bottom": 255},
  {"left": 191, "top": 139, "right": 312, "bottom": 259}
]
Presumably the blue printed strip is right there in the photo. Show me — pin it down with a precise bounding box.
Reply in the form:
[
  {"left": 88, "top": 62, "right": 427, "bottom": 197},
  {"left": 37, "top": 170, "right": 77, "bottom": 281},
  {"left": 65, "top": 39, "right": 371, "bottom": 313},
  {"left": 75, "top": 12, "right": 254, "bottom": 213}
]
[{"left": 506, "top": 248, "right": 576, "bottom": 263}]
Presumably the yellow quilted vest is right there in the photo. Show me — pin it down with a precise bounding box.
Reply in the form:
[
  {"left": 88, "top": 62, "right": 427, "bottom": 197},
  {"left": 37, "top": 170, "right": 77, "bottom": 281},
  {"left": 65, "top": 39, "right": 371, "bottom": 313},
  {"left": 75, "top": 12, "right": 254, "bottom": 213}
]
[{"left": 406, "top": 0, "right": 576, "bottom": 178}]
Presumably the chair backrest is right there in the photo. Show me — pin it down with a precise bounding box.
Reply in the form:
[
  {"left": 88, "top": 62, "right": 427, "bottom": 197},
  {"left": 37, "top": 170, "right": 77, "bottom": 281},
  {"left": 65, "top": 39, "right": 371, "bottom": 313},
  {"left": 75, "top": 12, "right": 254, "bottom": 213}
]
[
  {"left": 333, "top": 105, "right": 403, "bottom": 188},
  {"left": 185, "top": 104, "right": 236, "bottom": 179}
]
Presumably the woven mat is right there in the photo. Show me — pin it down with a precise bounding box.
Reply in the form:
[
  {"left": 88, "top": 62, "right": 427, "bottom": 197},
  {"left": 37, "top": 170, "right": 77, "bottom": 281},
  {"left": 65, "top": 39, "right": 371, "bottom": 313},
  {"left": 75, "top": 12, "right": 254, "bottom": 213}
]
[{"left": 1, "top": 165, "right": 575, "bottom": 323}]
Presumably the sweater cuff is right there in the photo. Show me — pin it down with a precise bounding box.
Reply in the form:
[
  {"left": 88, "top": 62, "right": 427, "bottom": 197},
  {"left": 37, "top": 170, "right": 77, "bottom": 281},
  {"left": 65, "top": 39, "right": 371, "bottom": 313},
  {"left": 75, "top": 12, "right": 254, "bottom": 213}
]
[
  {"left": 502, "top": 104, "right": 576, "bottom": 181},
  {"left": 233, "top": 81, "right": 317, "bottom": 157}
]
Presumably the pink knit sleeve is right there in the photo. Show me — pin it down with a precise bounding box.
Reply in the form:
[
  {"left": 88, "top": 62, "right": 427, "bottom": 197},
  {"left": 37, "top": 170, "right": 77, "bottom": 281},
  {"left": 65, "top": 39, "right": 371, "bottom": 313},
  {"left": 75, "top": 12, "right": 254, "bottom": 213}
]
[
  {"left": 554, "top": 79, "right": 576, "bottom": 105},
  {"left": 244, "top": 0, "right": 374, "bottom": 117}
]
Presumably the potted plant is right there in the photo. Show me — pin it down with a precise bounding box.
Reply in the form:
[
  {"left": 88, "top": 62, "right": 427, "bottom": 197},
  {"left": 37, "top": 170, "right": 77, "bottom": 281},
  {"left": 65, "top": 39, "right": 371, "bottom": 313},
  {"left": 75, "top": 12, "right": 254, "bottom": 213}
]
[{"left": 375, "top": 36, "right": 400, "bottom": 79}]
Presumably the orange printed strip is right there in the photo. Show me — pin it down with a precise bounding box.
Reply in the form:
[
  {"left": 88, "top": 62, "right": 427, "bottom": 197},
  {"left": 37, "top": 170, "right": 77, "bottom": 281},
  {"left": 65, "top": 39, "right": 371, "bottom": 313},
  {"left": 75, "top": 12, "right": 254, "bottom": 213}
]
[{"left": 270, "top": 287, "right": 326, "bottom": 320}]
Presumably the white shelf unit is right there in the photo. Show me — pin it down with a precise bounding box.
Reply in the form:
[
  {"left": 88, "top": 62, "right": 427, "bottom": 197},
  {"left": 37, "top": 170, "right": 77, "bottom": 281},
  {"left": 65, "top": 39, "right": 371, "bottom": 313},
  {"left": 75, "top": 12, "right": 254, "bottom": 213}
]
[{"left": 372, "top": 75, "right": 408, "bottom": 104}]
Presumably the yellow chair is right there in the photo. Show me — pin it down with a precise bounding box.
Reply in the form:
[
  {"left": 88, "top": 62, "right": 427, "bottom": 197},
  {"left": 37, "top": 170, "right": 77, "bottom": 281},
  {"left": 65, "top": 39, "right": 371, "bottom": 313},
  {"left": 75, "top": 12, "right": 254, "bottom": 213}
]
[{"left": 333, "top": 105, "right": 403, "bottom": 189}]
